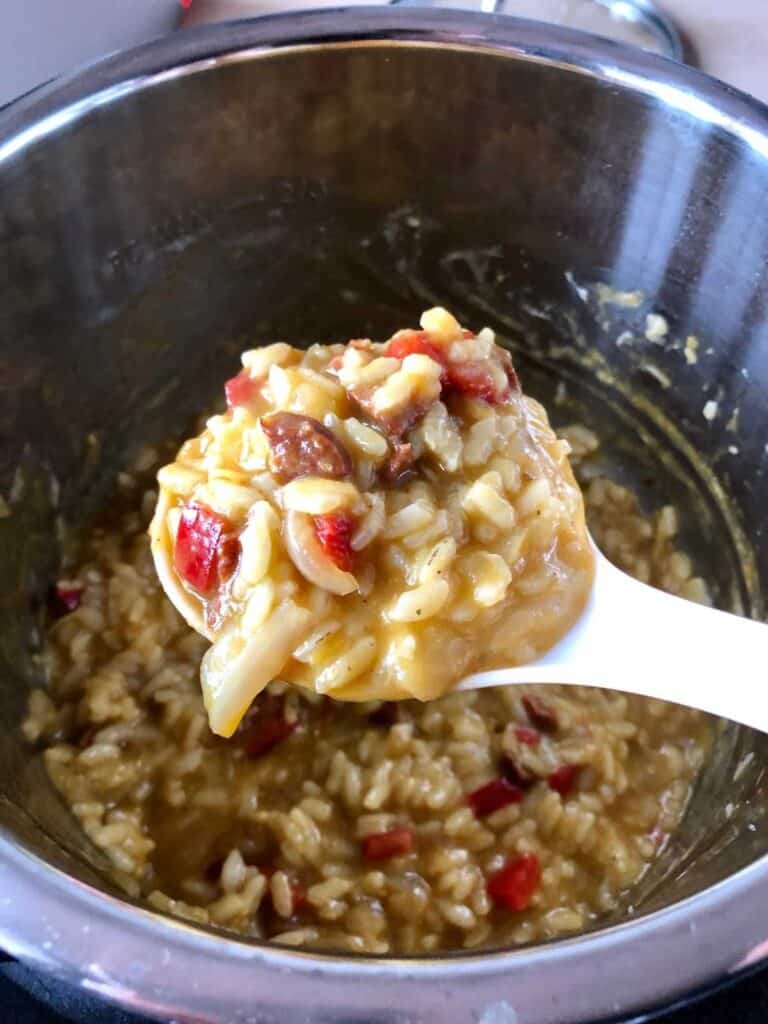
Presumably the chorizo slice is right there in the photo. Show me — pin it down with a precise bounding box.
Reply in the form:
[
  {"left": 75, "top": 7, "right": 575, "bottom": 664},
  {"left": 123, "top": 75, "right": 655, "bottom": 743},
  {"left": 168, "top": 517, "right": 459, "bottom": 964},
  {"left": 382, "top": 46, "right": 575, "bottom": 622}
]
[{"left": 261, "top": 412, "right": 352, "bottom": 483}]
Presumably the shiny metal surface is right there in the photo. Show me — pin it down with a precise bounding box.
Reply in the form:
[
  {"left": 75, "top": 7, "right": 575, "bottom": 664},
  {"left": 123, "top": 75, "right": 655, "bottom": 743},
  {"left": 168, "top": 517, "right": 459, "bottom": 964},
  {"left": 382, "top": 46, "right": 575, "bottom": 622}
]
[
  {"left": 393, "top": 0, "right": 505, "bottom": 19},
  {"left": 595, "top": 0, "right": 684, "bottom": 60},
  {"left": 1, "top": 9, "right": 768, "bottom": 1022},
  {"left": 390, "top": 0, "right": 684, "bottom": 61}
]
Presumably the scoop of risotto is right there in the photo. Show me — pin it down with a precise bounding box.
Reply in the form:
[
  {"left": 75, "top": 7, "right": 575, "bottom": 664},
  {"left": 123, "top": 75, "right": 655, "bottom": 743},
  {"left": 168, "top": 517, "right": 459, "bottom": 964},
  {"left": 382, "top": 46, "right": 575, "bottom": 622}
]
[{"left": 150, "top": 308, "right": 594, "bottom": 736}]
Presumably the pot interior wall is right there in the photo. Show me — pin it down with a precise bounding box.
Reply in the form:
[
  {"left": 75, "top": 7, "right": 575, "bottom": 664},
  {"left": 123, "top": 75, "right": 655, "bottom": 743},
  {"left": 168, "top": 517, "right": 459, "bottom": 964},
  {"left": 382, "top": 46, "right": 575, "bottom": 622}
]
[{"left": 1, "top": 36, "right": 768, "bottom": 941}]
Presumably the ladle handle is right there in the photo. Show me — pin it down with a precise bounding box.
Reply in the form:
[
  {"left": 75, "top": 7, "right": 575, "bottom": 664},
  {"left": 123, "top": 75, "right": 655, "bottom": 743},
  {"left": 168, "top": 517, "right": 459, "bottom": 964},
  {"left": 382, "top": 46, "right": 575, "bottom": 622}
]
[{"left": 461, "top": 553, "right": 768, "bottom": 732}]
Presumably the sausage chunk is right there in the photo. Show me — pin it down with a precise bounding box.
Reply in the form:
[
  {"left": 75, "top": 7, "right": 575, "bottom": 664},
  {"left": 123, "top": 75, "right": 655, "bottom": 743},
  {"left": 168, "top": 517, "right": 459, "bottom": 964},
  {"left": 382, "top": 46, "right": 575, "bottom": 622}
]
[{"left": 261, "top": 412, "right": 352, "bottom": 483}]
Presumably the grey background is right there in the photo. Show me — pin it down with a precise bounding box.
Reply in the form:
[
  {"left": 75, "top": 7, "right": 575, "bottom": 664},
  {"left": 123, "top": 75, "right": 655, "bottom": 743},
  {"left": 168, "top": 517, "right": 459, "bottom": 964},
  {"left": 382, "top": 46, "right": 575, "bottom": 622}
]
[{"left": 0, "top": 0, "right": 178, "bottom": 106}]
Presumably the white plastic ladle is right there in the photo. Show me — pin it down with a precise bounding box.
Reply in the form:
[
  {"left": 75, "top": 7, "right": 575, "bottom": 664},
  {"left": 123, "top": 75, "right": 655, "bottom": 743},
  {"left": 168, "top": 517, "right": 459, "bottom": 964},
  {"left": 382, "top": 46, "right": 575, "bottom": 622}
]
[{"left": 458, "top": 537, "right": 768, "bottom": 731}]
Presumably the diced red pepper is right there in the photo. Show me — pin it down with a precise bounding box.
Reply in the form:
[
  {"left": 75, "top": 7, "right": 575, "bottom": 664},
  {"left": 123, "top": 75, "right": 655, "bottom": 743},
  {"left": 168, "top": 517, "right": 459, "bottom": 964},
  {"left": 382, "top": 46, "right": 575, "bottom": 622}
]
[
  {"left": 522, "top": 695, "right": 559, "bottom": 733},
  {"left": 444, "top": 360, "right": 509, "bottom": 404},
  {"left": 57, "top": 584, "right": 84, "bottom": 612},
  {"left": 225, "top": 369, "right": 259, "bottom": 409},
  {"left": 260, "top": 864, "right": 307, "bottom": 914},
  {"left": 313, "top": 512, "right": 355, "bottom": 572},
  {"left": 174, "top": 503, "right": 232, "bottom": 593},
  {"left": 386, "top": 328, "right": 517, "bottom": 407},
  {"left": 49, "top": 583, "right": 84, "bottom": 618},
  {"left": 386, "top": 330, "right": 447, "bottom": 370},
  {"left": 487, "top": 853, "right": 541, "bottom": 912},
  {"left": 548, "top": 764, "right": 581, "bottom": 797},
  {"left": 244, "top": 716, "right": 297, "bottom": 758},
  {"left": 291, "top": 883, "right": 308, "bottom": 913},
  {"left": 467, "top": 777, "right": 525, "bottom": 818},
  {"left": 362, "top": 826, "right": 414, "bottom": 862},
  {"left": 514, "top": 727, "right": 540, "bottom": 747}
]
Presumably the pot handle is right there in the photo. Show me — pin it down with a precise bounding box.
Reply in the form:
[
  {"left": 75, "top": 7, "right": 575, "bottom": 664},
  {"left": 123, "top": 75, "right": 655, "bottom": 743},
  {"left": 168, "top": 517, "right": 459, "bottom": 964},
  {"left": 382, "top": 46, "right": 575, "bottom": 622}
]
[
  {"left": 389, "top": 0, "right": 686, "bottom": 63},
  {"left": 392, "top": 0, "right": 502, "bottom": 12}
]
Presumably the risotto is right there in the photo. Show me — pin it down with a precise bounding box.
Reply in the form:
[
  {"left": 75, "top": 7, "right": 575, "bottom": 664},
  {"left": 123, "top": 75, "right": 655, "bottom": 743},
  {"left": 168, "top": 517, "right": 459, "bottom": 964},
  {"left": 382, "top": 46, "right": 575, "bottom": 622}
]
[
  {"left": 149, "top": 308, "right": 593, "bottom": 736},
  {"left": 24, "top": 414, "right": 712, "bottom": 954}
]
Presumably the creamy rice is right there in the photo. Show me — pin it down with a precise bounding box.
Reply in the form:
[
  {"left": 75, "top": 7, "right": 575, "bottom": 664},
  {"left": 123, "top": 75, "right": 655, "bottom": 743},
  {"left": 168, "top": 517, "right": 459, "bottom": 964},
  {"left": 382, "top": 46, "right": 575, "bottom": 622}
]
[
  {"left": 25, "top": 424, "right": 712, "bottom": 954},
  {"left": 150, "top": 308, "right": 593, "bottom": 735}
]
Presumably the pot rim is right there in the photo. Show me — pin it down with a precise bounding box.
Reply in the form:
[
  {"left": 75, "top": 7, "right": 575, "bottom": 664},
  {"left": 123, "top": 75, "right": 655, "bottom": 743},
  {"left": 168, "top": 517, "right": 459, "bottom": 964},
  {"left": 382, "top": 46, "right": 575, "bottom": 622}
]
[
  {"left": 3, "top": 5, "right": 768, "bottom": 162},
  {"left": 2, "top": 9, "right": 768, "bottom": 1022},
  {"left": 2, "top": 822, "right": 768, "bottom": 1021}
]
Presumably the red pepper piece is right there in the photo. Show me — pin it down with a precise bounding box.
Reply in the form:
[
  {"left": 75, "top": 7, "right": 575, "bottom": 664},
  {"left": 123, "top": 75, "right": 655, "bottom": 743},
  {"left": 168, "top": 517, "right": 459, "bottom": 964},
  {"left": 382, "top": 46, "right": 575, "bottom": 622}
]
[
  {"left": 513, "top": 726, "right": 540, "bottom": 747},
  {"left": 291, "top": 883, "right": 308, "bottom": 913},
  {"left": 260, "top": 864, "right": 306, "bottom": 914},
  {"left": 548, "top": 764, "right": 581, "bottom": 797},
  {"left": 522, "top": 695, "right": 559, "bottom": 733},
  {"left": 50, "top": 583, "right": 84, "bottom": 617},
  {"left": 487, "top": 853, "right": 541, "bottom": 911},
  {"left": 362, "top": 826, "right": 415, "bottom": 862},
  {"left": 174, "top": 503, "right": 231, "bottom": 593},
  {"left": 244, "top": 717, "right": 297, "bottom": 759},
  {"left": 386, "top": 330, "right": 447, "bottom": 371},
  {"left": 444, "top": 360, "right": 509, "bottom": 404},
  {"left": 225, "top": 369, "right": 259, "bottom": 409},
  {"left": 468, "top": 777, "right": 525, "bottom": 818},
  {"left": 313, "top": 512, "right": 355, "bottom": 572},
  {"left": 387, "top": 328, "right": 517, "bottom": 406}
]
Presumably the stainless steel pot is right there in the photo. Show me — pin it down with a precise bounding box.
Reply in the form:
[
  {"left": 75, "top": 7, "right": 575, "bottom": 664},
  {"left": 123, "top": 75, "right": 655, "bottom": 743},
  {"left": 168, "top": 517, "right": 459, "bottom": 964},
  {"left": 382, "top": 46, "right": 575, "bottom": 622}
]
[{"left": 1, "top": 10, "right": 768, "bottom": 1022}]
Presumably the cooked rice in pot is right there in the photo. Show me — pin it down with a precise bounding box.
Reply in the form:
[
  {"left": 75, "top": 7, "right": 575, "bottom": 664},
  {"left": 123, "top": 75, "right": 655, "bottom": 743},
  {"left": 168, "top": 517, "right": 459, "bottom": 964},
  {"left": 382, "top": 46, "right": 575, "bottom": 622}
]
[{"left": 24, "top": 427, "right": 711, "bottom": 954}]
